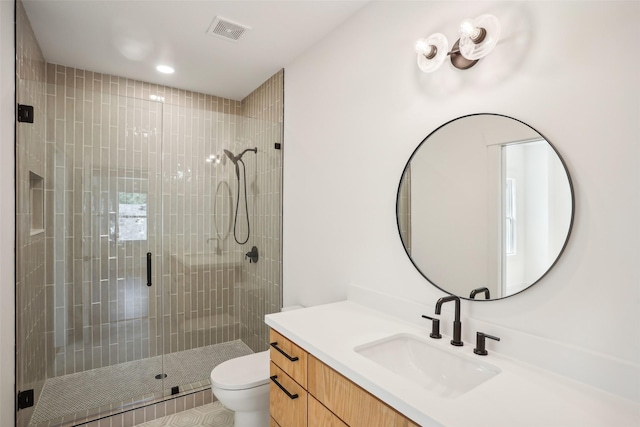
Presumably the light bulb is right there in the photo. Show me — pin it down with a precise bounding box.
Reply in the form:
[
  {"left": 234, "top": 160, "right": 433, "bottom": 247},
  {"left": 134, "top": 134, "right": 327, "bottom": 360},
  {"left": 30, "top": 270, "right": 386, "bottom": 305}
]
[
  {"left": 415, "top": 39, "right": 437, "bottom": 59},
  {"left": 457, "top": 14, "right": 501, "bottom": 60},
  {"left": 415, "top": 33, "right": 449, "bottom": 73},
  {"left": 459, "top": 19, "right": 478, "bottom": 39},
  {"left": 414, "top": 39, "right": 429, "bottom": 55}
]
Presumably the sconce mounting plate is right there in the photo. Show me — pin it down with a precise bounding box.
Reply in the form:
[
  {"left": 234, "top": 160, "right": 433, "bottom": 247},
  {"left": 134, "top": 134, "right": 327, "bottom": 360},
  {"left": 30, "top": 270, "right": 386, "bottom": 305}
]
[{"left": 450, "top": 39, "right": 478, "bottom": 70}]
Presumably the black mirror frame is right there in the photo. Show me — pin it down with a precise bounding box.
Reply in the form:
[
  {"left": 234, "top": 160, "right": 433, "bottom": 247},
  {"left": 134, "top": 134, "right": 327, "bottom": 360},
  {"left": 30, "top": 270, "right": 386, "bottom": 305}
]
[{"left": 396, "top": 113, "right": 576, "bottom": 301}]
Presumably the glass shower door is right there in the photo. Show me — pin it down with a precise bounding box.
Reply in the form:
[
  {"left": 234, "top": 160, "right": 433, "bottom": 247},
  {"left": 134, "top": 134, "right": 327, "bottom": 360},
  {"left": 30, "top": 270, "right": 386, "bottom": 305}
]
[
  {"left": 16, "top": 81, "right": 168, "bottom": 426},
  {"left": 16, "top": 75, "right": 46, "bottom": 427},
  {"left": 69, "top": 90, "right": 167, "bottom": 414}
]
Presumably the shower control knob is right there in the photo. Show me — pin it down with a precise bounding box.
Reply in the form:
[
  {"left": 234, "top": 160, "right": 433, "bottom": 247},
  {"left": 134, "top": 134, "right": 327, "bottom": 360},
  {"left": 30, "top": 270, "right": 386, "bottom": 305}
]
[{"left": 245, "top": 246, "right": 259, "bottom": 263}]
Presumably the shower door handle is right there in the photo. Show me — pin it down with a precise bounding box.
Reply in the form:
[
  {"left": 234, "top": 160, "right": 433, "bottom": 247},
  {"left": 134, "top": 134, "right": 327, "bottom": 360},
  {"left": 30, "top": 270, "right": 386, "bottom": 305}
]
[{"left": 146, "top": 252, "right": 152, "bottom": 287}]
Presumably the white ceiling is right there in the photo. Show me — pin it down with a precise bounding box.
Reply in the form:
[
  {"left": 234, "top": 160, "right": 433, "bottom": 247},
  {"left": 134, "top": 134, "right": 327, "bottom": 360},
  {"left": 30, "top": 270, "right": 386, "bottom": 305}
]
[{"left": 22, "top": 0, "right": 367, "bottom": 100}]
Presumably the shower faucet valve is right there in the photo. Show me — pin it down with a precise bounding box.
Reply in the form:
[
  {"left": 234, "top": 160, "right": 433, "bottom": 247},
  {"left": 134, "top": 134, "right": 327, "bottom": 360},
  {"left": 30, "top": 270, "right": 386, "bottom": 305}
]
[{"left": 245, "top": 246, "right": 259, "bottom": 263}]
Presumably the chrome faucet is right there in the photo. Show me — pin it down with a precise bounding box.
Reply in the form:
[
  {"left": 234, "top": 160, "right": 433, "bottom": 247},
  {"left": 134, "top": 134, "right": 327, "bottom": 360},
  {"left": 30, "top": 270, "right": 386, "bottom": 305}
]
[{"left": 435, "top": 295, "right": 463, "bottom": 346}]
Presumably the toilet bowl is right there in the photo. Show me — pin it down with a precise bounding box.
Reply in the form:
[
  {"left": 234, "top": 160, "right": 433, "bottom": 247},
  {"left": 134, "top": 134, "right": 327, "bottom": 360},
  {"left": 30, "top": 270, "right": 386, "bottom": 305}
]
[{"left": 211, "top": 350, "right": 270, "bottom": 427}]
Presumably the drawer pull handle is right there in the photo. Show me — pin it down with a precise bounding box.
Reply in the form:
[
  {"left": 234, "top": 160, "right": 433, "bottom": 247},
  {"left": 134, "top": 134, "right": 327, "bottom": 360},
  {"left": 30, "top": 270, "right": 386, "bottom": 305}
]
[
  {"left": 270, "top": 375, "right": 299, "bottom": 400},
  {"left": 270, "top": 342, "right": 299, "bottom": 362}
]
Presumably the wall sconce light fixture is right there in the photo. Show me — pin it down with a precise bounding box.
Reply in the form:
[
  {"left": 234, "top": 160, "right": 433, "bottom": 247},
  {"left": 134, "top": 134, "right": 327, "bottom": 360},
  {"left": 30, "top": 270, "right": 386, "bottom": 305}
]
[{"left": 415, "top": 14, "right": 501, "bottom": 73}]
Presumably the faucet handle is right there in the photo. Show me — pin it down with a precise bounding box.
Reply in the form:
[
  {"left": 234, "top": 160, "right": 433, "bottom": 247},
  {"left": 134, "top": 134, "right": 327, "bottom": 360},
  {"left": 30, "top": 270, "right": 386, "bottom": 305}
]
[
  {"left": 421, "top": 315, "right": 442, "bottom": 339},
  {"left": 473, "top": 332, "right": 500, "bottom": 356},
  {"left": 469, "top": 287, "right": 490, "bottom": 299}
]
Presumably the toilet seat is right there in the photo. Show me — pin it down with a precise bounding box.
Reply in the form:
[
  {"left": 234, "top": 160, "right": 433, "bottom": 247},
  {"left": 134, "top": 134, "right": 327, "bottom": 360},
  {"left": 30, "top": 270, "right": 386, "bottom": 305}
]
[{"left": 211, "top": 351, "right": 270, "bottom": 390}]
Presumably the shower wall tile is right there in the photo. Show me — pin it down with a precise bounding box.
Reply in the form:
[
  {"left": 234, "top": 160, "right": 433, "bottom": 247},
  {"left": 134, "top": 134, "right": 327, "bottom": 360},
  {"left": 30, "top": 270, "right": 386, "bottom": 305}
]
[
  {"left": 160, "top": 95, "right": 247, "bottom": 356},
  {"left": 43, "top": 62, "right": 269, "bottom": 376}
]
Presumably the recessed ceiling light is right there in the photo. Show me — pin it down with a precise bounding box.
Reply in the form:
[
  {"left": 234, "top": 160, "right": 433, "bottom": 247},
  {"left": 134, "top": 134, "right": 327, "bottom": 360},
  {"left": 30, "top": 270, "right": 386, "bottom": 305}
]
[{"left": 156, "top": 65, "right": 175, "bottom": 74}]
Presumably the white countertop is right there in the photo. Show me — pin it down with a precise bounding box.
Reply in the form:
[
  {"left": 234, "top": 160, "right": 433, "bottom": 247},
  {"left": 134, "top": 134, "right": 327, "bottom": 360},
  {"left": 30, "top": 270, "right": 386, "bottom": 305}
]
[{"left": 265, "top": 301, "right": 639, "bottom": 427}]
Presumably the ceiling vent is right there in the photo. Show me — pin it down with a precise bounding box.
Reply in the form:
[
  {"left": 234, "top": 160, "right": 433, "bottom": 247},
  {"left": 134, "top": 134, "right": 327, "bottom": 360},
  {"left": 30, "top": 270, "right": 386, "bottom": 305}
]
[{"left": 207, "top": 17, "right": 251, "bottom": 42}]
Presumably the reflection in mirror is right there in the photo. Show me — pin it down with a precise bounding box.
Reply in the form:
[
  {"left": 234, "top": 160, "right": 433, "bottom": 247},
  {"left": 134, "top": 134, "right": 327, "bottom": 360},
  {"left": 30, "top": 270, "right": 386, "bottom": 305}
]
[{"left": 397, "top": 114, "right": 574, "bottom": 300}]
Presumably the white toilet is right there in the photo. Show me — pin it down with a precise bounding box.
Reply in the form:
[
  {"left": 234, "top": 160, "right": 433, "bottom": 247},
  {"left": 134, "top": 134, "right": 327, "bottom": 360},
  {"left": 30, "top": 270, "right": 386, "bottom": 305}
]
[{"left": 210, "top": 350, "right": 271, "bottom": 427}]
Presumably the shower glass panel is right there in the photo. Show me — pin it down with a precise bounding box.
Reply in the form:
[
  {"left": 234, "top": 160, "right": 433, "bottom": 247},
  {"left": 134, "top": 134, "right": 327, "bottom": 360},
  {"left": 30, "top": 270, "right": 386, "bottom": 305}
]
[
  {"left": 16, "top": 75, "right": 46, "bottom": 427},
  {"left": 158, "top": 101, "right": 255, "bottom": 394},
  {"left": 156, "top": 102, "right": 283, "bottom": 394},
  {"left": 236, "top": 115, "right": 284, "bottom": 351},
  {"left": 17, "top": 80, "right": 167, "bottom": 427}
]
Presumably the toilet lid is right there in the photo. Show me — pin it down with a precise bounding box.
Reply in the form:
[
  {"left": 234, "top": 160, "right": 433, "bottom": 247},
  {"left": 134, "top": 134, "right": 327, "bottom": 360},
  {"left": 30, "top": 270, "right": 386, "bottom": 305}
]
[{"left": 210, "top": 351, "right": 270, "bottom": 390}]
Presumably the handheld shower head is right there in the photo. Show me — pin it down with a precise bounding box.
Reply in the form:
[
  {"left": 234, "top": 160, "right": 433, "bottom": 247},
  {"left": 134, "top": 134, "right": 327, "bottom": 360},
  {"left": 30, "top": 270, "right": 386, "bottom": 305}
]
[
  {"left": 223, "top": 149, "right": 240, "bottom": 179},
  {"left": 223, "top": 149, "right": 237, "bottom": 164},
  {"left": 223, "top": 147, "right": 258, "bottom": 246},
  {"left": 223, "top": 147, "right": 258, "bottom": 163},
  {"left": 223, "top": 148, "right": 258, "bottom": 179}
]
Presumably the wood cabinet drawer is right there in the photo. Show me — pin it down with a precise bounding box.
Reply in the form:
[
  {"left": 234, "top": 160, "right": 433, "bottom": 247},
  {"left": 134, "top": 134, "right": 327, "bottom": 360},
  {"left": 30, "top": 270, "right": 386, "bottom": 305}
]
[
  {"left": 308, "top": 356, "right": 419, "bottom": 427},
  {"left": 308, "top": 395, "right": 348, "bottom": 427},
  {"left": 269, "top": 329, "right": 308, "bottom": 388},
  {"left": 270, "top": 361, "right": 308, "bottom": 427}
]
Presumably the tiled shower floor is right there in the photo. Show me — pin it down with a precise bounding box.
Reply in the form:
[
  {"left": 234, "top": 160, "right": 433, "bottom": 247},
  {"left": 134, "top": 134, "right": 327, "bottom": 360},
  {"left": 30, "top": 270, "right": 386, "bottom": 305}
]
[{"left": 29, "top": 340, "right": 253, "bottom": 426}]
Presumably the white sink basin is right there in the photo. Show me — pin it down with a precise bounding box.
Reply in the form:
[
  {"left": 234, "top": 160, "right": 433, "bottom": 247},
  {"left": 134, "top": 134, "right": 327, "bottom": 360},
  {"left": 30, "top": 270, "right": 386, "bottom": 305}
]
[{"left": 354, "top": 333, "right": 501, "bottom": 398}]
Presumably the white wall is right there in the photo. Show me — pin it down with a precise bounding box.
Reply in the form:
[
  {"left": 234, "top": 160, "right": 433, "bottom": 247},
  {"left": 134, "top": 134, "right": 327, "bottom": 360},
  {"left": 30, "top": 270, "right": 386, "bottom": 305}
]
[
  {"left": 0, "top": 0, "right": 15, "bottom": 425},
  {"left": 283, "top": 0, "right": 639, "bottom": 394}
]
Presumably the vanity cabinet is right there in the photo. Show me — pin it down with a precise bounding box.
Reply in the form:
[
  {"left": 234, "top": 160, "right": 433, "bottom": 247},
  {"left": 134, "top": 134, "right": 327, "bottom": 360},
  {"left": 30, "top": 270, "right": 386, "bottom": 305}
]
[
  {"left": 270, "top": 361, "right": 307, "bottom": 427},
  {"left": 308, "top": 395, "right": 348, "bottom": 427},
  {"left": 308, "top": 355, "right": 419, "bottom": 427},
  {"left": 269, "top": 328, "right": 419, "bottom": 427},
  {"left": 269, "top": 329, "right": 308, "bottom": 427},
  {"left": 270, "top": 329, "right": 308, "bottom": 387}
]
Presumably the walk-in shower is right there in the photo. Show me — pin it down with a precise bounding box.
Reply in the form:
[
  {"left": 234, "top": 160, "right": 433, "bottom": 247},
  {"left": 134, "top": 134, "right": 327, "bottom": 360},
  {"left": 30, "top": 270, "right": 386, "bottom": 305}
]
[{"left": 15, "top": 3, "right": 283, "bottom": 424}]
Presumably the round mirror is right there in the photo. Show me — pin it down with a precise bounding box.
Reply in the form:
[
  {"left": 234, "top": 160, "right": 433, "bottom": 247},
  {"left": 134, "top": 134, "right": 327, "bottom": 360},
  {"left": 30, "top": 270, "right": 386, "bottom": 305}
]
[{"left": 397, "top": 114, "right": 574, "bottom": 300}]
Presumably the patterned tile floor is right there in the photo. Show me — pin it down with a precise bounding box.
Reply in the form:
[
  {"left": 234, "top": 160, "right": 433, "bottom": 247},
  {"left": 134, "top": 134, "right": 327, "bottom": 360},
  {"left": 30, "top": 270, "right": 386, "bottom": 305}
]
[
  {"left": 133, "top": 402, "right": 233, "bottom": 427},
  {"left": 30, "top": 341, "right": 252, "bottom": 426}
]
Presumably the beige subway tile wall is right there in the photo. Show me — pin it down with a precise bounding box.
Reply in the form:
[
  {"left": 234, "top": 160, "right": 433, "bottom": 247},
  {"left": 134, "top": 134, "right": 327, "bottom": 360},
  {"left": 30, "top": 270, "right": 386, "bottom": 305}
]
[{"left": 42, "top": 63, "right": 282, "bottom": 375}]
